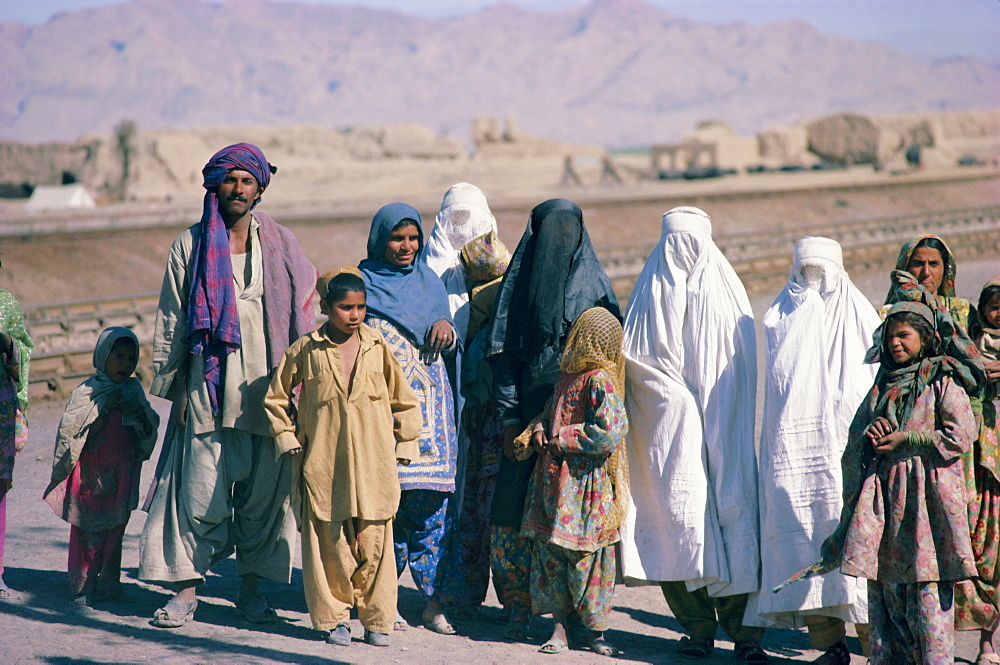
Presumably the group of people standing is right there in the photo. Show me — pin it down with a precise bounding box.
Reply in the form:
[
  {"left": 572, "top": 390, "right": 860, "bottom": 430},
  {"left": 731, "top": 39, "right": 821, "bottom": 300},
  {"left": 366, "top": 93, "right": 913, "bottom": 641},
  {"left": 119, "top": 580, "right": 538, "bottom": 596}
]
[{"left": 1, "top": 141, "right": 999, "bottom": 665}]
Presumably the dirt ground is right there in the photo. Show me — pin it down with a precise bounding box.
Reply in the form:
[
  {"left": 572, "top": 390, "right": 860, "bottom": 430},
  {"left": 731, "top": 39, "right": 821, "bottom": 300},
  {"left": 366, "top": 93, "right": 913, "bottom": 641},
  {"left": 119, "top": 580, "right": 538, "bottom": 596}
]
[{"left": 0, "top": 169, "right": 996, "bottom": 663}]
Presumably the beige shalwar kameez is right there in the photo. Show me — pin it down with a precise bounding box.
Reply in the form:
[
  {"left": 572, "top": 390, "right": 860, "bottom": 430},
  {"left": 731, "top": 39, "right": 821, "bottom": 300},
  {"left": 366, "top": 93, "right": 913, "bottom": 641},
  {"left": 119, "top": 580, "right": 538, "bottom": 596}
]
[{"left": 265, "top": 323, "right": 420, "bottom": 632}]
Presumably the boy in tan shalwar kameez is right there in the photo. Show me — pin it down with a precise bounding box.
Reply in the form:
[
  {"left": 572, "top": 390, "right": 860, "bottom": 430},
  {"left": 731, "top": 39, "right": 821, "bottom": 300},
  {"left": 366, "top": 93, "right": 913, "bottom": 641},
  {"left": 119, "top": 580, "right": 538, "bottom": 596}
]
[{"left": 265, "top": 270, "right": 421, "bottom": 648}]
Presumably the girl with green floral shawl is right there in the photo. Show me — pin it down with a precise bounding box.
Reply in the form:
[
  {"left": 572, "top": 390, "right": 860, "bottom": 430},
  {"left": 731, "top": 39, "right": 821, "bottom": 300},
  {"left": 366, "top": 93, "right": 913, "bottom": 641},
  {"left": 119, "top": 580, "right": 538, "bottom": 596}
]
[
  {"left": 781, "top": 294, "right": 979, "bottom": 664},
  {"left": 0, "top": 284, "right": 33, "bottom": 599},
  {"left": 878, "top": 235, "right": 1000, "bottom": 661}
]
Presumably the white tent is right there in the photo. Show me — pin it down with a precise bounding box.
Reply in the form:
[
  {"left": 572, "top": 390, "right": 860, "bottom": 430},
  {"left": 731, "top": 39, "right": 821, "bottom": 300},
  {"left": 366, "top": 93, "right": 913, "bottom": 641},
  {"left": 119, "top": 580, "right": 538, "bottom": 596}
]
[{"left": 25, "top": 184, "right": 97, "bottom": 211}]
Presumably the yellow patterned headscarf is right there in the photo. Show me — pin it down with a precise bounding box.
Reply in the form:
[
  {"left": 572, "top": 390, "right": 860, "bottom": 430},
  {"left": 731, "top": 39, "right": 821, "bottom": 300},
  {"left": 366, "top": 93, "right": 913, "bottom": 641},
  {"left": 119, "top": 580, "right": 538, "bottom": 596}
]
[
  {"left": 461, "top": 230, "right": 512, "bottom": 284},
  {"left": 560, "top": 307, "right": 630, "bottom": 534},
  {"left": 561, "top": 307, "right": 625, "bottom": 395}
]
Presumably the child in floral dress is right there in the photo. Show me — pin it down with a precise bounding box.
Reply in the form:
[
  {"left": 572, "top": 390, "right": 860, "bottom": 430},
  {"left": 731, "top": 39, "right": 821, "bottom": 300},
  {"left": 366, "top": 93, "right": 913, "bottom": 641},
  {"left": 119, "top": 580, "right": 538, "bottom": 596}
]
[
  {"left": 813, "top": 300, "right": 979, "bottom": 664},
  {"left": 514, "top": 307, "right": 629, "bottom": 656}
]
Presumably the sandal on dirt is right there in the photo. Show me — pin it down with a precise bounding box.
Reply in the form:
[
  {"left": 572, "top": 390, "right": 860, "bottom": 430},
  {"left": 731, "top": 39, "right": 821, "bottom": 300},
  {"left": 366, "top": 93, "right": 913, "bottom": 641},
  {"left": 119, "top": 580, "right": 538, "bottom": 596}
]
[
  {"left": 735, "top": 641, "right": 770, "bottom": 664},
  {"left": 539, "top": 638, "right": 569, "bottom": 654},
  {"left": 151, "top": 599, "right": 198, "bottom": 628},
  {"left": 326, "top": 623, "right": 351, "bottom": 646},
  {"left": 237, "top": 594, "right": 280, "bottom": 624},
  {"left": 502, "top": 618, "right": 529, "bottom": 641},
  {"left": 976, "top": 654, "right": 1000, "bottom": 665},
  {"left": 679, "top": 637, "right": 714, "bottom": 659},
  {"left": 590, "top": 636, "right": 622, "bottom": 657},
  {"left": 812, "top": 639, "right": 850, "bottom": 665},
  {"left": 0, "top": 588, "right": 13, "bottom": 600},
  {"left": 422, "top": 610, "right": 457, "bottom": 635},
  {"left": 393, "top": 611, "right": 409, "bottom": 631}
]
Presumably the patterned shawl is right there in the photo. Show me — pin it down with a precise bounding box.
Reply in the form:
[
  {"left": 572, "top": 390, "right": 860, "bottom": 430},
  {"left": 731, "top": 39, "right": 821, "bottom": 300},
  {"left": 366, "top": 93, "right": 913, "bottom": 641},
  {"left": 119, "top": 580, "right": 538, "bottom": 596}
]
[
  {"left": 0, "top": 289, "right": 32, "bottom": 414},
  {"left": 885, "top": 234, "right": 957, "bottom": 302},
  {"left": 776, "top": 299, "right": 978, "bottom": 590},
  {"left": 0, "top": 289, "right": 32, "bottom": 491},
  {"left": 880, "top": 269, "right": 985, "bottom": 403},
  {"left": 188, "top": 143, "right": 274, "bottom": 414},
  {"left": 461, "top": 230, "right": 511, "bottom": 285}
]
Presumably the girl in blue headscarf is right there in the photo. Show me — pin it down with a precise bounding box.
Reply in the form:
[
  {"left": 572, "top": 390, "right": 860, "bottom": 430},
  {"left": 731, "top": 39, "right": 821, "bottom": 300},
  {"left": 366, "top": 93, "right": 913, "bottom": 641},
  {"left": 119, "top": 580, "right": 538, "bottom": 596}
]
[{"left": 359, "top": 202, "right": 460, "bottom": 635}]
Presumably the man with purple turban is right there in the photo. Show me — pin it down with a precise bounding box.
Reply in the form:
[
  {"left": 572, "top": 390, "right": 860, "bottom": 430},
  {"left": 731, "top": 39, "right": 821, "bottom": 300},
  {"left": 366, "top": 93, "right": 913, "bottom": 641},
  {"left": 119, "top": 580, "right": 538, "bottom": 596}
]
[{"left": 139, "top": 143, "right": 316, "bottom": 628}]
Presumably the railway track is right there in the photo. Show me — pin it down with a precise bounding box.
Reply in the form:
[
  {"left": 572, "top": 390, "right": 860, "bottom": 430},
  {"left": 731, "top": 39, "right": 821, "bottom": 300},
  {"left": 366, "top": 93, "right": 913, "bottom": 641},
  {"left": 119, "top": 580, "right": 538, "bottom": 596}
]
[{"left": 22, "top": 204, "right": 1000, "bottom": 401}]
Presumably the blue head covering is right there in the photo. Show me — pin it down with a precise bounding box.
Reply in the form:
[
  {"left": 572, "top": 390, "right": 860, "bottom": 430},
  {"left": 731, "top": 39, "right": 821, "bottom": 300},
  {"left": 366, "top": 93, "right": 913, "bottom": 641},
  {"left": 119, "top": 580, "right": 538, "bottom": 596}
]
[{"left": 358, "top": 203, "right": 455, "bottom": 346}]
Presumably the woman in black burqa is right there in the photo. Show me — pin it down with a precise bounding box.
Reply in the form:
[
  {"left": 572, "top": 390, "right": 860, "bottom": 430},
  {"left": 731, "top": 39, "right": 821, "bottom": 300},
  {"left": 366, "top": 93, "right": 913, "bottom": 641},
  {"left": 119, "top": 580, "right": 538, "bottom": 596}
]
[{"left": 482, "top": 198, "right": 620, "bottom": 640}]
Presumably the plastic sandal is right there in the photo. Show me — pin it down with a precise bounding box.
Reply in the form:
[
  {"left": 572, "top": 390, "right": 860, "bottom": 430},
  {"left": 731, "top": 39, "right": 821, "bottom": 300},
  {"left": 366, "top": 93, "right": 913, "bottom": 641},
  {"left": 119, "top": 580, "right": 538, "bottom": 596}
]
[
  {"left": 151, "top": 599, "right": 198, "bottom": 628},
  {"left": 679, "top": 636, "right": 714, "bottom": 659},
  {"left": 735, "top": 641, "right": 770, "bottom": 664},
  {"left": 422, "top": 611, "right": 457, "bottom": 635},
  {"left": 538, "top": 638, "right": 569, "bottom": 654}
]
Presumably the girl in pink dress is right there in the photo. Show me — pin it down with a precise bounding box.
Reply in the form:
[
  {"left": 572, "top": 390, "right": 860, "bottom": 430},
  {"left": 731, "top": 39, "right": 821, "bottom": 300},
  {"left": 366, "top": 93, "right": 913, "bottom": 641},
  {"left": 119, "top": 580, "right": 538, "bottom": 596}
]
[{"left": 44, "top": 327, "right": 159, "bottom": 604}]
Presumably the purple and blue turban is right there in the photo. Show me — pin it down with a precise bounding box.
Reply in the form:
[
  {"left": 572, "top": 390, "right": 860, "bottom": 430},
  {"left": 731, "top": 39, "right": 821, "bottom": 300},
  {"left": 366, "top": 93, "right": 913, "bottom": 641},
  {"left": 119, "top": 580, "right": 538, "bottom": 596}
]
[{"left": 187, "top": 143, "right": 276, "bottom": 414}]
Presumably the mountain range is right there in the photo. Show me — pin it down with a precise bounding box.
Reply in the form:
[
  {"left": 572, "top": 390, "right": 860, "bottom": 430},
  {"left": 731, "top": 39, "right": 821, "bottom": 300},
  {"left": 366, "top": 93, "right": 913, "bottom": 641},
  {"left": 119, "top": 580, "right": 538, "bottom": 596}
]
[{"left": 1, "top": 0, "right": 997, "bottom": 147}]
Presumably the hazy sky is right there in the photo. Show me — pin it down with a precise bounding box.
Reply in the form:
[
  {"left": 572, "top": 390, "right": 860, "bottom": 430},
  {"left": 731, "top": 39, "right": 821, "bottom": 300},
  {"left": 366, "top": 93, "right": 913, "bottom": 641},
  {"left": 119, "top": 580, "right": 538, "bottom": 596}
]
[{"left": 1, "top": 0, "right": 998, "bottom": 59}]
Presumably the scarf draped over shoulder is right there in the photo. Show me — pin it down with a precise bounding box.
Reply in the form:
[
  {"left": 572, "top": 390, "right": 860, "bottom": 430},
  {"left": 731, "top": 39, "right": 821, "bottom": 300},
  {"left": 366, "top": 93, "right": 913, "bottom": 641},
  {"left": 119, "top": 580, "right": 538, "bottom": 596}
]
[{"left": 187, "top": 143, "right": 275, "bottom": 414}]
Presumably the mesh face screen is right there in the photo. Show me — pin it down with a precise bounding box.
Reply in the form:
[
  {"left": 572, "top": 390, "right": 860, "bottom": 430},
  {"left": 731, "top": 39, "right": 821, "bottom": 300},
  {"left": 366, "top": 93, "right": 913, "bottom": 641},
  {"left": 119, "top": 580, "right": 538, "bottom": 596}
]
[{"left": 444, "top": 207, "right": 472, "bottom": 228}]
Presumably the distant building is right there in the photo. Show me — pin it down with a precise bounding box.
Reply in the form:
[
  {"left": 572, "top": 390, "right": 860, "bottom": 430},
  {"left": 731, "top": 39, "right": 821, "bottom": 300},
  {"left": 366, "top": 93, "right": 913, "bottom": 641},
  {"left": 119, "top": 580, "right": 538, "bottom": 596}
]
[{"left": 25, "top": 184, "right": 96, "bottom": 212}]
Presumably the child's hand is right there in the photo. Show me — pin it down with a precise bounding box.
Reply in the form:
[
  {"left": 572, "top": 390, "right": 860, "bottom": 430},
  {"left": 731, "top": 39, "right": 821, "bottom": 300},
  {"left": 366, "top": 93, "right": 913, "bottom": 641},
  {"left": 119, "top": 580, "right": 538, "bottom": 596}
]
[
  {"left": 282, "top": 447, "right": 302, "bottom": 458},
  {"left": 865, "top": 417, "right": 894, "bottom": 443},
  {"left": 530, "top": 429, "right": 548, "bottom": 453},
  {"left": 545, "top": 434, "right": 564, "bottom": 458},
  {"left": 985, "top": 359, "right": 1000, "bottom": 382},
  {"left": 872, "top": 431, "right": 906, "bottom": 454},
  {"left": 397, "top": 457, "right": 410, "bottom": 466}
]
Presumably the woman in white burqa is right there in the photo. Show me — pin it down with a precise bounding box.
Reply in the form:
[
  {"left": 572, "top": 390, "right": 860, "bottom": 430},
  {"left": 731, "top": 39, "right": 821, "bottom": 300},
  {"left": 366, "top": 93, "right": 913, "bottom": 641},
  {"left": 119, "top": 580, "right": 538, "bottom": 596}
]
[
  {"left": 743, "top": 237, "right": 878, "bottom": 665},
  {"left": 422, "top": 182, "right": 498, "bottom": 344},
  {"left": 620, "top": 206, "right": 766, "bottom": 662}
]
